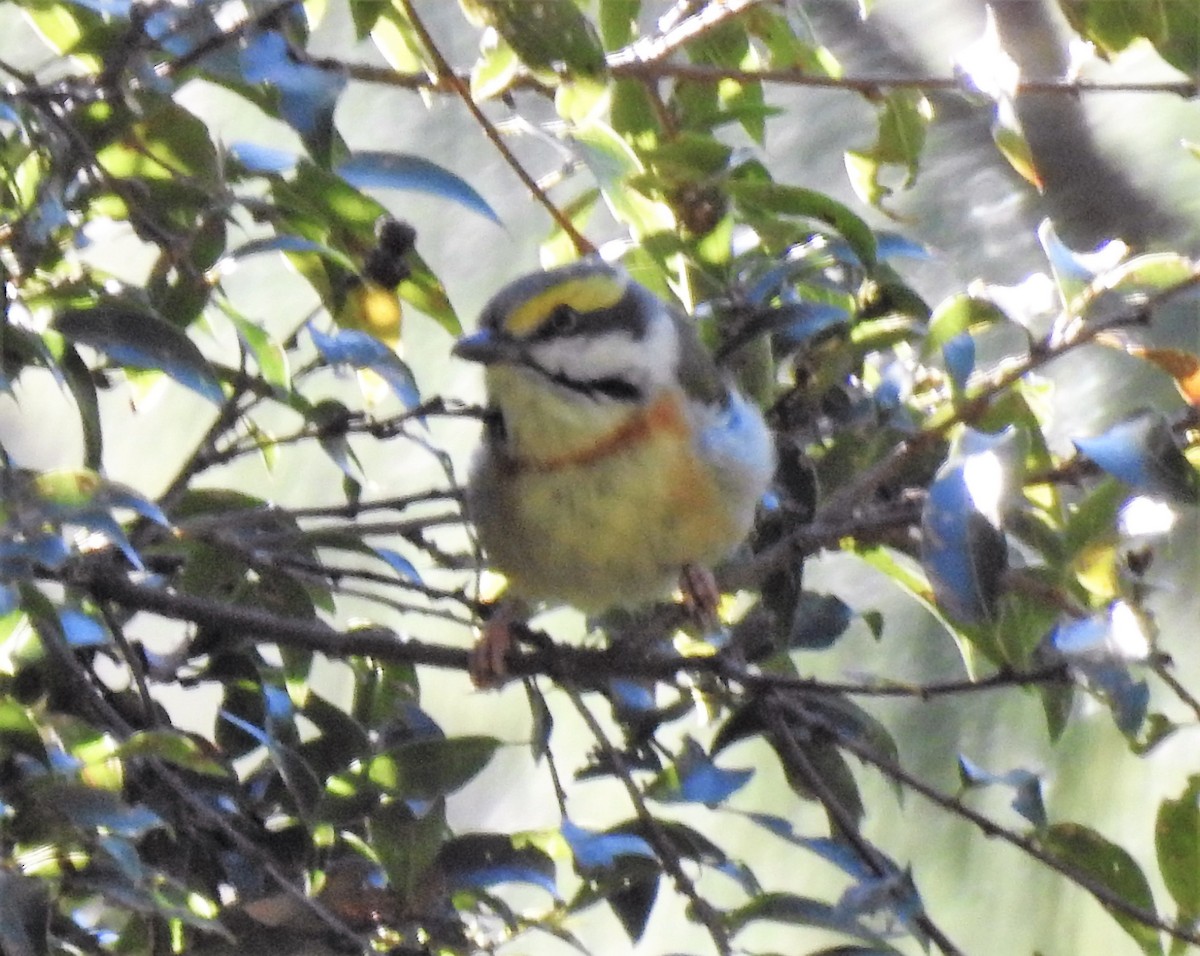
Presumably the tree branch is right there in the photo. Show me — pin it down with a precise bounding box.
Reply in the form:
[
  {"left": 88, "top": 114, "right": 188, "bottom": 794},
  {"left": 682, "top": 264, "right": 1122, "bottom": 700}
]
[
  {"left": 397, "top": 0, "right": 594, "bottom": 257},
  {"left": 739, "top": 266, "right": 1200, "bottom": 586},
  {"left": 784, "top": 694, "right": 1200, "bottom": 948},
  {"left": 565, "top": 684, "right": 732, "bottom": 955},
  {"left": 73, "top": 559, "right": 1076, "bottom": 702},
  {"left": 763, "top": 697, "right": 965, "bottom": 956},
  {"left": 333, "top": 60, "right": 1197, "bottom": 101}
]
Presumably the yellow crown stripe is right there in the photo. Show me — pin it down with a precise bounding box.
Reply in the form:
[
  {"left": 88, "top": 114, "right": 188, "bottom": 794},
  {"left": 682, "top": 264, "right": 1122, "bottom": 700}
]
[{"left": 505, "top": 273, "right": 627, "bottom": 336}]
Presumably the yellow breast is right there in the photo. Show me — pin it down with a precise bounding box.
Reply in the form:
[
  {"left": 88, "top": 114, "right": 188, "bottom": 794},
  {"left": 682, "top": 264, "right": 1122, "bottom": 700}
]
[{"left": 466, "top": 389, "right": 743, "bottom": 611}]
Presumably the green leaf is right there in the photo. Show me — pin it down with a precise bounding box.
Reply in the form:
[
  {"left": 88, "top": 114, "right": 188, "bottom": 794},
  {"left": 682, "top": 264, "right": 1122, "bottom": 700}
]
[
  {"left": 371, "top": 5, "right": 426, "bottom": 72},
  {"left": 845, "top": 91, "right": 931, "bottom": 211},
  {"left": 727, "top": 892, "right": 900, "bottom": 950},
  {"left": 223, "top": 308, "right": 291, "bottom": 392},
  {"left": 54, "top": 339, "right": 103, "bottom": 469},
  {"left": 349, "top": 0, "right": 389, "bottom": 38},
  {"left": 1058, "top": 0, "right": 1200, "bottom": 75},
  {"left": 570, "top": 121, "right": 676, "bottom": 240},
  {"left": 471, "top": 32, "right": 520, "bottom": 100},
  {"left": 54, "top": 303, "right": 224, "bottom": 404},
  {"left": 466, "top": 0, "right": 605, "bottom": 75},
  {"left": 644, "top": 737, "right": 752, "bottom": 806},
  {"left": 745, "top": 5, "right": 842, "bottom": 75},
  {"left": 368, "top": 735, "right": 500, "bottom": 800},
  {"left": 369, "top": 799, "right": 447, "bottom": 901},
  {"left": 437, "top": 832, "right": 558, "bottom": 896},
  {"left": 992, "top": 96, "right": 1042, "bottom": 188},
  {"left": 398, "top": 252, "right": 463, "bottom": 334},
  {"left": 728, "top": 179, "right": 877, "bottom": 267},
  {"left": 24, "top": 1, "right": 105, "bottom": 70},
  {"left": 1096, "top": 252, "right": 1197, "bottom": 296},
  {"left": 924, "top": 294, "right": 1013, "bottom": 355},
  {"left": 115, "top": 730, "right": 229, "bottom": 777},
  {"left": 94, "top": 97, "right": 217, "bottom": 186},
  {"left": 599, "top": 0, "right": 639, "bottom": 48},
  {"left": 685, "top": 17, "right": 767, "bottom": 142},
  {"left": 640, "top": 134, "right": 733, "bottom": 187},
  {"left": 1156, "top": 776, "right": 1200, "bottom": 919},
  {"left": 1039, "top": 822, "right": 1163, "bottom": 956}
]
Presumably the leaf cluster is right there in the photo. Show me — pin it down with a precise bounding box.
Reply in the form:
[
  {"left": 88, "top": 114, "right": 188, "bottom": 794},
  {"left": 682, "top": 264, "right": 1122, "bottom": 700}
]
[{"left": 1, "top": 2, "right": 1199, "bottom": 955}]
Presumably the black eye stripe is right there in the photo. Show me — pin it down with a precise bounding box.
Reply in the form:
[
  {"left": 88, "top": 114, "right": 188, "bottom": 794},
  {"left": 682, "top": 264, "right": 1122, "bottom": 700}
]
[{"left": 544, "top": 369, "right": 642, "bottom": 402}]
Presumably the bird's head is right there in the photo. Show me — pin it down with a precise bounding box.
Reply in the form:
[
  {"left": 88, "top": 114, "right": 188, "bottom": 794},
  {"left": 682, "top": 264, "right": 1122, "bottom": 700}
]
[{"left": 453, "top": 258, "right": 686, "bottom": 412}]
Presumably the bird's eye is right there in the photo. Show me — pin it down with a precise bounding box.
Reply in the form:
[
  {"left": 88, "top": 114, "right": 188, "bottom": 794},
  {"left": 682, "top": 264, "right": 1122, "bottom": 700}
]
[{"left": 543, "top": 304, "right": 581, "bottom": 337}]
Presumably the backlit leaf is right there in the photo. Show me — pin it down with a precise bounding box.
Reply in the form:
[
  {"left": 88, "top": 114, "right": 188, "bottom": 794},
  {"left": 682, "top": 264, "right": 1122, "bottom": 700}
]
[
  {"left": 1073, "top": 410, "right": 1200, "bottom": 505},
  {"left": 54, "top": 304, "right": 223, "bottom": 404},
  {"left": 1156, "top": 776, "right": 1200, "bottom": 919},
  {"left": 1039, "top": 823, "right": 1163, "bottom": 956},
  {"left": 337, "top": 152, "right": 501, "bottom": 225}
]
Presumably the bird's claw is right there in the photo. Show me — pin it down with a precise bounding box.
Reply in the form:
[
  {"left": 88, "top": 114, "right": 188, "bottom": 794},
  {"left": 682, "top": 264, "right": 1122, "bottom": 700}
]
[
  {"left": 470, "top": 601, "right": 520, "bottom": 688},
  {"left": 680, "top": 563, "right": 721, "bottom": 631}
]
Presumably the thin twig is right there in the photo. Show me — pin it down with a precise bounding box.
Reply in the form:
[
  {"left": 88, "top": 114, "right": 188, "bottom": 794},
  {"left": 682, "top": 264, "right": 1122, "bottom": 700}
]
[
  {"left": 564, "top": 684, "right": 732, "bottom": 956},
  {"left": 72, "top": 558, "right": 1081, "bottom": 699},
  {"left": 397, "top": 0, "right": 594, "bottom": 256},
  {"left": 785, "top": 695, "right": 1200, "bottom": 948},
  {"left": 722, "top": 659, "right": 1072, "bottom": 700},
  {"left": 36, "top": 608, "right": 365, "bottom": 948},
  {"left": 609, "top": 0, "right": 774, "bottom": 66},
  {"left": 98, "top": 602, "right": 158, "bottom": 728},
  {"left": 334, "top": 59, "right": 1197, "bottom": 101},
  {"left": 763, "top": 697, "right": 965, "bottom": 956},
  {"left": 608, "top": 60, "right": 1200, "bottom": 97},
  {"left": 739, "top": 267, "right": 1200, "bottom": 586},
  {"left": 1152, "top": 658, "right": 1200, "bottom": 723},
  {"left": 77, "top": 562, "right": 472, "bottom": 672}
]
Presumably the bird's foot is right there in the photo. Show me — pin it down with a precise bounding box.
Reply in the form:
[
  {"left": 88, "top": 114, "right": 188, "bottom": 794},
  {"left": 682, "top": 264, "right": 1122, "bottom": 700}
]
[
  {"left": 470, "top": 600, "right": 523, "bottom": 689},
  {"left": 680, "top": 563, "right": 721, "bottom": 631}
]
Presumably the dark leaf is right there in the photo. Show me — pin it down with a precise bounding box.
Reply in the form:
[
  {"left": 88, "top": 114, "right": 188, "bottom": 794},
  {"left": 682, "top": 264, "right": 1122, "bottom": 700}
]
[
  {"left": 239, "top": 30, "right": 345, "bottom": 156},
  {"left": 54, "top": 304, "right": 223, "bottom": 404},
  {"left": 789, "top": 591, "right": 854, "bottom": 650},
  {"left": 56, "top": 342, "right": 102, "bottom": 469},
  {"left": 957, "top": 755, "right": 1047, "bottom": 827},
  {"left": 921, "top": 431, "right": 1015, "bottom": 625},
  {"left": 56, "top": 607, "right": 108, "bottom": 648},
  {"left": 1156, "top": 775, "right": 1200, "bottom": 919},
  {"left": 229, "top": 140, "right": 298, "bottom": 174},
  {"left": 368, "top": 735, "right": 499, "bottom": 800},
  {"left": 437, "top": 833, "right": 558, "bottom": 897},
  {"left": 728, "top": 180, "right": 877, "bottom": 267},
  {"left": 34, "top": 779, "right": 164, "bottom": 838},
  {"left": 114, "top": 730, "right": 228, "bottom": 777},
  {"left": 1038, "top": 823, "right": 1163, "bottom": 956},
  {"left": 562, "top": 818, "right": 655, "bottom": 871},
  {"left": 0, "top": 870, "right": 48, "bottom": 956},
  {"left": 645, "top": 736, "right": 752, "bottom": 806},
  {"left": 608, "top": 858, "right": 659, "bottom": 942},
  {"left": 308, "top": 324, "right": 420, "bottom": 408},
  {"left": 727, "top": 892, "right": 899, "bottom": 949},
  {"left": 465, "top": 0, "right": 605, "bottom": 75},
  {"left": 369, "top": 799, "right": 446, "bottom": 902}
]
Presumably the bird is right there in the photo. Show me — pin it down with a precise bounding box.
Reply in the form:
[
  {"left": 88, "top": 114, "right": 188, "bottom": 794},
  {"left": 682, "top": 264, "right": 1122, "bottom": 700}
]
[{"left": 454, "top": 258, "right": 776, "bottom": 685}]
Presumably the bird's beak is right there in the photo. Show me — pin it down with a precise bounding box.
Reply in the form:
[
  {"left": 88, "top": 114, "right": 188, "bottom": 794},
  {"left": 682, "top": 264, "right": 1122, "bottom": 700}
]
[{"left": 453, "top": 329, "right": 522, "bottom": 365}]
